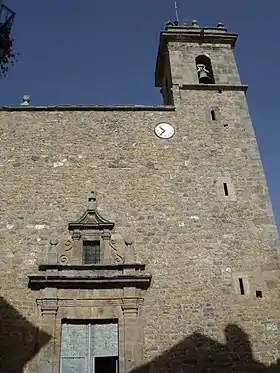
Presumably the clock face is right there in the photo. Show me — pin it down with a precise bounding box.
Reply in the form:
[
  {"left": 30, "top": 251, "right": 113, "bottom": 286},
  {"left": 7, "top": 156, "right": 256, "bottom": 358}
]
[{"left": 154, "top": 122, "right": 175, "bottom": 139}]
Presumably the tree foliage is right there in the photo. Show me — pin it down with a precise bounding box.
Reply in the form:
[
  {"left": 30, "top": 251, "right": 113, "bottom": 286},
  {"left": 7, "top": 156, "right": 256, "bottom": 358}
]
[{"left": 0, "top": 23, "right": 18, "bottom": 77}]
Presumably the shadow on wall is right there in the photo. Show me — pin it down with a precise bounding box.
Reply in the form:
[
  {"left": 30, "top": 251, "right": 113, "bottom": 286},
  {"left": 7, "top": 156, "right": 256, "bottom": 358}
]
[
  {"left": 0, "top": 296, "right": 51, "bottom": 373},
  {"left": 0, "top": 298, "right": 279, "bottom": 373},
  {"left": 131, "top": 324, "right": 280, "bottom": 373}
]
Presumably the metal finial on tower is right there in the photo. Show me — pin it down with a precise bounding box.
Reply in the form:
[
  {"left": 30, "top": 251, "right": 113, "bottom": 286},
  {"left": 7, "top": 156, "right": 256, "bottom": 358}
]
[
  {"left": 174, "top": 1, "right": 179, "bottom": 23},
  {"left": 21, "top": 94, "right": 31, "bottom": 106},
  {"left": 217, "top": 22, "right": 225, "bottom": 29}
]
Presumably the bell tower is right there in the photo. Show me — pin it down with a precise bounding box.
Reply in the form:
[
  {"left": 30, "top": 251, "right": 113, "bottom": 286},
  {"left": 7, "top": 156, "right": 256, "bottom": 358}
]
[
  {"left": 155, "top": 20, "right": 244, "bottom": 104},
  {"left": 154, "top": 19, "right": 280, "bottom": 354}
]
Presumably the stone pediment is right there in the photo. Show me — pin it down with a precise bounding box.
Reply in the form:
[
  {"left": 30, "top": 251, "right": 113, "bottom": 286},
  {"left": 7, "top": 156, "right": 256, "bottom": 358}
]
[{"left": 68, "top": 191, "right": 114, "bottom": 231}]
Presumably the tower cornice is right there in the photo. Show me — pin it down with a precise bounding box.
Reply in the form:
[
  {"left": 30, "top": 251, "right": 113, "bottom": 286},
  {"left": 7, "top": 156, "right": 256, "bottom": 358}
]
[{"left": 160, "top": 26, "right": 238, "bottom": 47}]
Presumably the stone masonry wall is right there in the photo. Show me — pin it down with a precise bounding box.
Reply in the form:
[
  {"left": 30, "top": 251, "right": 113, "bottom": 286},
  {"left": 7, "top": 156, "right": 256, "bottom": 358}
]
[{"left": 0, "top": 89, "right": 279, "bottom": 370}]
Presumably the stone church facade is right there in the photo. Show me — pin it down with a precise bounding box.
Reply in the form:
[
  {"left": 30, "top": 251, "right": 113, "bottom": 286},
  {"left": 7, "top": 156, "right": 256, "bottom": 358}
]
[{"left": 0, "top": 21, "right": 279, "bottom": 373}]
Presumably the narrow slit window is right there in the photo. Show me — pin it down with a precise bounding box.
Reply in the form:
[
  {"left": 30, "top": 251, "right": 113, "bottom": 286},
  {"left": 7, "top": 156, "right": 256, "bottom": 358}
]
[
  {"left": 83, "top": 241, "right": 100, "bottom": 264},
  {"left": 210, "top": 110, "right": 216, "bottom": 121},
  {"left": 239, "top": 278, "right": 245, "bottom": 295},
  {"left": 223, "top": 183, "right": 229, "bottom": 196}
]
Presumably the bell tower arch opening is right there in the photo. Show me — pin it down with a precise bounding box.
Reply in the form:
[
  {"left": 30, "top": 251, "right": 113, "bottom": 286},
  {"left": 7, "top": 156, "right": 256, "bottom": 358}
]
[{"left": 195, "top": 54, "right": 215, "bottom": 84}]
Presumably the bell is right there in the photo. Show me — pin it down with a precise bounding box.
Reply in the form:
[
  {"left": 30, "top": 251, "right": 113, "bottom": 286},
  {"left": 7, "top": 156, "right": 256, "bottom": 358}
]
[
  {"left": 197, "top": 64, "right": 212, "bottom": 84},
  {"left": 198, "top": 70, "right": 212, "bottom": 84}
]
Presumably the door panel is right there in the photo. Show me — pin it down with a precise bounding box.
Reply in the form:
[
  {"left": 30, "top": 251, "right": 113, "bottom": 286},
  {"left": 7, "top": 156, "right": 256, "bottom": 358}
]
[
  {"left": 92, "top": 323, "right": 118, "bottom": 357},
  {"left": 61, "top": 357, "right": 86, "bottom": 373},
  {"left": 60, "top": 322, "right": 118, "bottom": 373}
]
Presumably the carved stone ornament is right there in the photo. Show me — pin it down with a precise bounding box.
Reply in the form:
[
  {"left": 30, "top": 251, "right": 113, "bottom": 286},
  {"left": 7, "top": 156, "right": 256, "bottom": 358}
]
[
  {"left": 27, "top": 191, "right": 152, "bottom": 291},
  {"left": 68, "top": 190, "right": 114, "bottom": 232},
  {"left": 57, "top": 239, "right": 73, "bottom": 265},
  {"left": 55, "top": 191, "right": 117, "bottom": 265}
]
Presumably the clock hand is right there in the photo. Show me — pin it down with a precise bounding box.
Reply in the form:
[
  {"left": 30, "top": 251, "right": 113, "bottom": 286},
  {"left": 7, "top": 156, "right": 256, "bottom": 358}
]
[{"left": 159, "top": 125, "right": 165, "bottom": 135}]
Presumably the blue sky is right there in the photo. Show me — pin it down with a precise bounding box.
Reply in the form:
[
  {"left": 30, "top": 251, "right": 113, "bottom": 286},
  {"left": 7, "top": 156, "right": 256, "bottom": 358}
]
[{"left": 1, "top": 0, "right": 280, "bottom": 232}]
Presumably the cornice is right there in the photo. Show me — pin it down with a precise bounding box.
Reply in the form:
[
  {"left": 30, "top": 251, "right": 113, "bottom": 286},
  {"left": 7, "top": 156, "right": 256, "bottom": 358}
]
[
  {"left": 180, "top": 84, "right": 248, "bottom": 92},
  {"left": 0, "top": 105, "right": 175, "bottom": 112}
]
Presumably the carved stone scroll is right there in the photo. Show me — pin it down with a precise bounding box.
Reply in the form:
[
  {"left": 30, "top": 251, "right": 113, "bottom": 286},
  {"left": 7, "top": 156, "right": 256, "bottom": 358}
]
[{"left": 56, "top": 239, "right": 74, "bottom": 265}]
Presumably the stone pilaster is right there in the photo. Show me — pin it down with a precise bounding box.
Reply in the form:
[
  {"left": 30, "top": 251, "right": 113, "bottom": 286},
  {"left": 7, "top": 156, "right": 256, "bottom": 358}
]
[
  {"left": 171, "top": 84, "right": 181, "bottom": 106},
  {"left": 121, "top": 299, "right": 142, "bottom": 372},
  {"left": 71, "top": 229, "right": 82, "bottom": 264},
  {"left": 36, "top": 299, "right": 59, "bottom": 373},
  {"left": 102, "top": 229, "right": 112, "bottom": 263},
  {"left": 48, "top": 239, "right": 58, "bottom": 265}
]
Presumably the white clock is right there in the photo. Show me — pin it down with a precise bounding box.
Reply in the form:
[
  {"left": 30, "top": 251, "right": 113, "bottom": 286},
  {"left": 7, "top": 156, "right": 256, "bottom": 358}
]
[{"left": 154, "top": 122, "right": 175, "bottom": 139}]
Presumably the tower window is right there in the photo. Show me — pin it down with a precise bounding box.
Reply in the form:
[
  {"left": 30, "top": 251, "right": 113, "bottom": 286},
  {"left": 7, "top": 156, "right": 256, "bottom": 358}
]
[
  {"left": 216, "top": 177, "right": 236, "bottom": 201},
  {"left": 239, "top": 278, "right": 245, "bottom": 295},
  {"left": 223, "top": 183, "right": 229, "bottom": 196},
  {"left": 233, "top": 274, "right": 250, "bottom": 296},
  {"left": 210, "top": 110, "right": 216, "bottom": 120},
  {"left": 196, "top": 55, "right": 215, "bottom": 84},
  {"left": 206, "top": 107, "right": 221, "bottom": 122},
  {"left": 256, "top": 290, "right": 263, "bottom": 298},
  {"left": 83, "top": 241, "right": 100, "bottom": 264}
]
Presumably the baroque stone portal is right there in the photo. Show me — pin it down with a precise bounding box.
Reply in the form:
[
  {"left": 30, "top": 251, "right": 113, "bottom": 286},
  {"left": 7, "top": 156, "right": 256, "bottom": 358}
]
[{"left": 28, "top": 191, "right": 152, "bottom": 373}]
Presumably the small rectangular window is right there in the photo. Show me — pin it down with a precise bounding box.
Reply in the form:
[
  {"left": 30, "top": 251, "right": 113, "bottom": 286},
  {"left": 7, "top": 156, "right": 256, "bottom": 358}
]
[
  {"left": 210, "top": 110, "right": 216, "bottom": 121},
  {"left": 239, "top": 278, "right": 245, "bottom": 295},
  {"left": 83, "top": 241, "right": 100, "bottom": 264},
  {"left": 223, "top": 183, "right": 229, "bottom": 196}
]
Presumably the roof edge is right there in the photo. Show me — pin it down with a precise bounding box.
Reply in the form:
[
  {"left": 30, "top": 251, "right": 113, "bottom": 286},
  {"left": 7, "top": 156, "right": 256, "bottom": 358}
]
[{"left": 0, "top": 105, "right": 175, "bottom": 112}]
